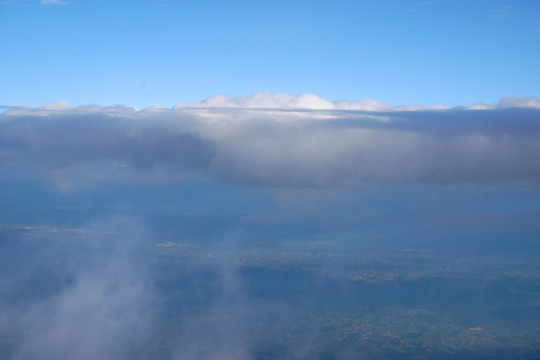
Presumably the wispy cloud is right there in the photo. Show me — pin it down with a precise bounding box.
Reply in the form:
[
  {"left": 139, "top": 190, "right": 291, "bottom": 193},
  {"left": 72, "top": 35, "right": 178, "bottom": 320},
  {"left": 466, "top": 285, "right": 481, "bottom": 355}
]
[
  {"left": 410, "top": 0, "right": 440, "bottom": 12},
  {"left": 2, "top": 94, "right": 540, "bottom": 189},
  {"left": 418, "top": 0, "right": 440, "bottom": 6},
  {"left": 0, "top": 216, "right": 161, "bottom": 360},
  {"left": 491, "top": 5, "right": 513, "bottom": 18},
  {"left": 40, "top": 0, "right": 67, "bottom": 5}
]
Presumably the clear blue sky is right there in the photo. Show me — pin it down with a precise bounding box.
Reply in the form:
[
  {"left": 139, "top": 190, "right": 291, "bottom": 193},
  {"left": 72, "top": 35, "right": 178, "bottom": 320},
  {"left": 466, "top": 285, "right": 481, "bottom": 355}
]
[{"left": 1, "top": 0, "right": 539, "bottom": 108}]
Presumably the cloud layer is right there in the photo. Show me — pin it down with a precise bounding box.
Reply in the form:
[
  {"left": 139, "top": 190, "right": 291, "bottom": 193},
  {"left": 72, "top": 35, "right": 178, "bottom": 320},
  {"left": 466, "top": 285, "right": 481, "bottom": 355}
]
[{"left": 2, "top": 94, "right": 540, "bottom": 188}]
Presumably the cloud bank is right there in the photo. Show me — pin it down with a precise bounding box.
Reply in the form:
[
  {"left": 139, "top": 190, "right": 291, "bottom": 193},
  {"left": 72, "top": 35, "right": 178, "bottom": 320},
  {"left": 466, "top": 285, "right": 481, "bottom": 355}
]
[{"left": 2, "top": 93, "right": 540, "bottom": 188}]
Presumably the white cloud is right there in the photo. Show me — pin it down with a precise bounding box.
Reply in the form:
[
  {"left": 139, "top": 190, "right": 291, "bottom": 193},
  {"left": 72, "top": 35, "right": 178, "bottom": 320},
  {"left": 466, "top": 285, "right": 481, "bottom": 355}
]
[
  {"left": 173, "top": 92, "right": 448, "bottom": 111},
  {"left": 2, "top": 94, "right": 540, "bottom": 188},
  {"left": 38, "top": 101, "right": 72, "bottom": 111}
]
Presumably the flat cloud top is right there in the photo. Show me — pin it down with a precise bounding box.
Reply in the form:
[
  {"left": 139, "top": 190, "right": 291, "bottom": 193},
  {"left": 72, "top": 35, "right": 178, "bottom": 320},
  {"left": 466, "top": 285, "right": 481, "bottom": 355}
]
[
  {"left": 176, "top": 93, "right": 540, "bottom": 111},
  {"left": 5, "top": 93, "right": 540, "bottom": 115},
  {"left": 2, "top": 94, "right": 540, "bottom": 189}
]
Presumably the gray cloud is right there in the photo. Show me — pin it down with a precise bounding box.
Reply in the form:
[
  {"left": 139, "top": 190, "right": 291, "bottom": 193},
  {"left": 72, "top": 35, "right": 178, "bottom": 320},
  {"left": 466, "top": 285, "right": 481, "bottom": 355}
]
[{"left": 2, "top": 95, "right": 540, "bottom": 188}]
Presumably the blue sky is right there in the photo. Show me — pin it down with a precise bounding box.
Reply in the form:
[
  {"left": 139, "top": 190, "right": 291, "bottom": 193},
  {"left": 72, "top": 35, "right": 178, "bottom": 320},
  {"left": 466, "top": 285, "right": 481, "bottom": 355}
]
[{"left": 1, "top": 0, "right": 539, "bottom": 108}]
